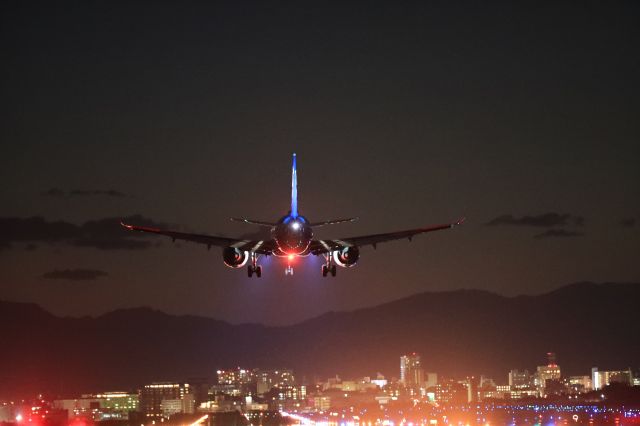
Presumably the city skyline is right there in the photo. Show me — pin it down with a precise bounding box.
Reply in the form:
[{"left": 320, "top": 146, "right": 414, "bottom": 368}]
[{"left": 2, "top": 353, "right": 638, "bottom": 425}]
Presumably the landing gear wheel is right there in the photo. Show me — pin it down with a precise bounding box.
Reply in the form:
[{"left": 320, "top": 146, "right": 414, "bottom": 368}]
[
  {"left": 330, "top": 265, "right": 337, "bottom": 277},
  {"left": 255, "top": 266, "right": 262, "bottom": 278},
  {"left": 322, "top": 265, "right": 328, "bottom": 277},
  {"left": 248, "top": 265, "right": 254, "bottom": 277}
]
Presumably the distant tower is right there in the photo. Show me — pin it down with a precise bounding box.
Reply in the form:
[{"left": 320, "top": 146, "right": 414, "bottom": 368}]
[
  {"left": 535, "top": 352, "right": 561, "bottom": 395},
  {"left": 400, "top": 353, "right": 424, "bottom": 387}
]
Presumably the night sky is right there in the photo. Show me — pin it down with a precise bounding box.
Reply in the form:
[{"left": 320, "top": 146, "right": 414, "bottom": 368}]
[{"left": 1, "top": 1, "right": 639, "bottom": 325}]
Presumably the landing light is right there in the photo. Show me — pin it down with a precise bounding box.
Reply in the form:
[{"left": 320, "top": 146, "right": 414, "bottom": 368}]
[
  {"left": 288, "top": 254, "right": 295, "bottom": 261},
  {"left": 291, "top": 222, "right": 300, "bottom": 230}
]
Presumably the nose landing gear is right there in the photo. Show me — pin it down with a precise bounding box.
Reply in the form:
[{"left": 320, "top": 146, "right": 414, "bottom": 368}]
[
  {"left": 247, "top": 253, "right": 262, "bottom": 278},
  {"left": 285, "top": 265, "right": 294, "bottom": 275}
]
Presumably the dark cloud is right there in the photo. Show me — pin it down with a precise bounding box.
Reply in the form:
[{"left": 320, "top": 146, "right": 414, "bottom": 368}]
[
  {"left": 0, "top": 215, "right": 167, "bottom": 250},
  {"left": 487, "top": 213, "right": 584, "bottom": 228},
  {"left": 74, "top": 215, "right": 164, "bottom": 250},
  {"left": 41, "top": 269, "right": 108, "bottom": 281},
  {"left": 534, "top": 229, "right": 584, "bottom": 239},
  {"left": 69, "top": 189, "right": 127, "bottom": 197},
  {"left": 41, "top": 188, "right": 66, "bottom": 197},
  {"left": 41, "top": 188, "right": 127, "bottom": 198},
  {"left": 620, "top": 217, "right": 637, "bottom": 228}
]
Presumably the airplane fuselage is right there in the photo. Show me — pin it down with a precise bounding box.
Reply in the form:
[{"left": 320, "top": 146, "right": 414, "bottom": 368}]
[{"left": 273, "top": 214, "right": 313, "bottom": 255}]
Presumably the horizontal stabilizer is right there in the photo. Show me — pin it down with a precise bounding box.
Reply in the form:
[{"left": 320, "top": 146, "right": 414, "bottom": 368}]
[
  {"left": 230, "top": 218, "right": 276, "bottom": 227},
  {"left": 309, "top": 217, "right": 359, "bottom": 227}
]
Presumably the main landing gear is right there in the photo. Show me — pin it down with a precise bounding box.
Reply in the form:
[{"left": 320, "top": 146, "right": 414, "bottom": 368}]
[
  {"left": 321, "top": 254, "right": 337, "bottom": 277},
  {"left": 247, "top": 253, "right": 262, "bottom": 278}
]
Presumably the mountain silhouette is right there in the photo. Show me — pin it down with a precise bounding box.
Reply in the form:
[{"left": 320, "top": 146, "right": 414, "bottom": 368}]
[{"left": 1, "top": 282, "right": 638, "bottom": 398}]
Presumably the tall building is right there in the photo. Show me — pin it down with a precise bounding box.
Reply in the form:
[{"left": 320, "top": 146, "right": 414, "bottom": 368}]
[
  {"left": 400, "top": 353, "right": 424, "bottom": 387},
  {"left": 509, "top": 369, "right": 532, "bottom": 389},
  {"left": 534, "top": 352, "right": 561, "bottom": 393},
  {"left": 214, "top": 368, "right": 256, "bottom": 396},
  {"left": 592, "top": 367, "right": 633, "bottom": 390},
  {"left": 256, "top": 369, "right": 295, "bottom": 395},
  {"left": 140, "top": 383, "right": 191, "bottom": 418},
  {"left": 217, "top": 368, "right": 254, "bottom": 385}
]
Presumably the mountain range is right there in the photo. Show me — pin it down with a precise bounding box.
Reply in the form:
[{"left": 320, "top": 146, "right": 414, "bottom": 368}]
[{"left": 1, "top": 282, "right": 638, "bottom": 398}]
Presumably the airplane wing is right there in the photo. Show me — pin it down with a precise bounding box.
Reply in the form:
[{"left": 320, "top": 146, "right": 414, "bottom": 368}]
[
  {"left": 121, "top": 222, "right": 277, "bottom": 254},
  {"left": 308, "top": 218, "right": 465, "bottom": 254},
  {"left": 309, "top": 217, "right": 359, "bottom": 227}
]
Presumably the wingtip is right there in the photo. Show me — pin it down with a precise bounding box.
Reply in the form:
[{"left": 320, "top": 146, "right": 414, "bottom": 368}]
[
  {"left": 455, "top": 217, "right": 466, "bottom": 226},
  {"left": 121, "top": 221, "right": 133, "bottom": 230}
]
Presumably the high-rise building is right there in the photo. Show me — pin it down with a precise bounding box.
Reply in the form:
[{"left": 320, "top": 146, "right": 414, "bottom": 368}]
[
  {"left": 256, "top": 369, "right": 296, "bottom": 395},
  {"left": 400, "top": 353, "right": 424, "bottom": 387},
  {"left": 534, "top": 353, "right": 561, "bottom": 393},
  {"left": 140, "top": 383, "right": 191, "bottom": 418},
  {"left": 217, "top": 368, "right": 254, "bottom": 385}
]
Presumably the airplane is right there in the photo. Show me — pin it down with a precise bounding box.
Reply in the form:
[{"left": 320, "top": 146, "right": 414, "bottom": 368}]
[{"left": 121, "top": 154, "right": 464, "bottom": 277}]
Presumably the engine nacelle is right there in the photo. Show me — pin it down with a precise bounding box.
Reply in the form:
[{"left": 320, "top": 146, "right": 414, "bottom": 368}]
[
  {"left": 333, "top": 247, "right": 360, "bottom": 268},
  {"left": 223, "top": 247, "right": 249, "bottom": 268}
]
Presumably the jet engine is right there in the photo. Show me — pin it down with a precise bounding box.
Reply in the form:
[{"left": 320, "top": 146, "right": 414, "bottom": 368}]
[
  {"left": 333, "top": 247, "right": 360, "bottom": 267},
  {"left": 223, "top": 247, "right": 249, "bottom": 268}
]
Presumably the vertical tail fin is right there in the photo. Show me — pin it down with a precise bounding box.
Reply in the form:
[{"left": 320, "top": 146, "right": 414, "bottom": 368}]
[{"left": 291, "top": 153, "right": 298, "bottom": 217}]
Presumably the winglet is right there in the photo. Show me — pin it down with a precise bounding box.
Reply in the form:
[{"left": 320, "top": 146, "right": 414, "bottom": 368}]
[
  {"left": 453, "top": 217, "right": 466, "bottom": 226},
  {"left": 291, "top": 153, "right": 298, "bottom": 217},
  {"left": 121, "top": 221, "right": 133, "bottom": 230}
]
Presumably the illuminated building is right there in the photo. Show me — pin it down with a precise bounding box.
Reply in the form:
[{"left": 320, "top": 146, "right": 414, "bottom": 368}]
[
  {"left": 466, "top": 376, "right": 479, "bottom": 402},
  {"left": 424, "top": 372, "right": 438, "bottom": 389},
  {"left": 507, "top": 389, "right": 538, "bottom": 399},
  {"left": 371, "top": 373, "right": 388, "bottom": 388},
  {"left": 509, "top": 369, "right": 532, "bottom": 389},
  {"left": 94, "top": 392, "right": 139, "bottom": 412},
  {"left": 160, "top": 394, "right": 194, "bottom": 417},
  {"left": 591, "top": 367, "right": 633, "bottom": 390},
  {"left": 140, "top": 382, "right": 191, "bottom": 418},
  {"left": 400, "top": 353, "right": 424, "bottom": 388},
  {"left": 534, "top": 352, "right": 561, "bottom": 394},
  {"left": 53, "top": 392, "right": 138, "bottom": 421},
  {"left": 313, "top": 396, "right": 330, "bottom": 411},
  {"left": 434, "top": 380, "right": 467, "bottom": 404},
  {"left": 256, "top": 369, "right": 295, "bottom": 395},
  {"left": 217, "top": 368, "right": 254, "bottom": 385},
  {"left": 566, "top": 375, "right": 593, "bottom": 393}
]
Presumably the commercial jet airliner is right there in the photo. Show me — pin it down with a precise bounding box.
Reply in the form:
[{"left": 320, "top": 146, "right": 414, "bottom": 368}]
[{"left": 122, "top": 154, "right": 464, "bottom": 277}]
